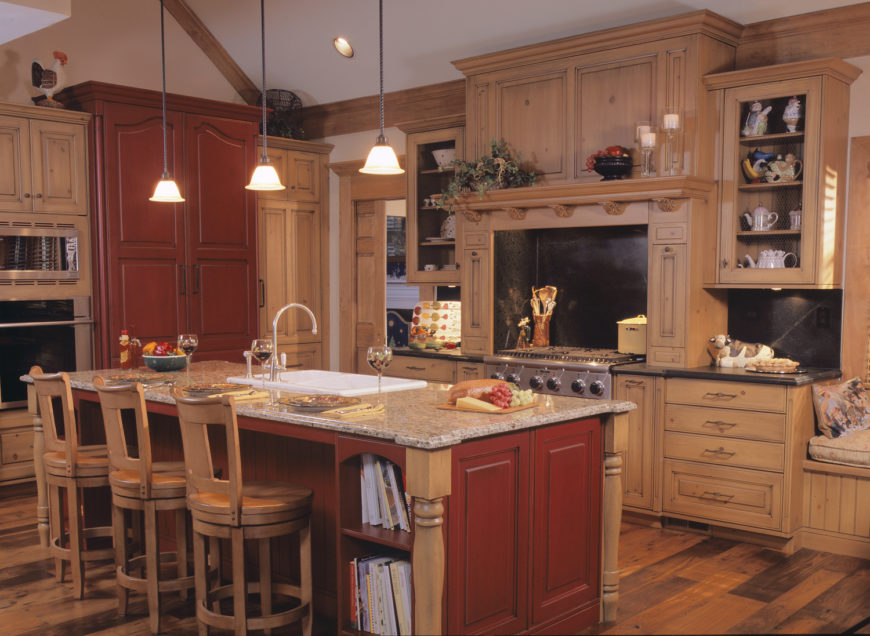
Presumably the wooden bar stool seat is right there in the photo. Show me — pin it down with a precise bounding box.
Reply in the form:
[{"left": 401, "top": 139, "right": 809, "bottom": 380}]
[
  {"left": 174, "top": 389, "right": 313, "bottom": 636},
  {"left": 94, "top": 377, "right": 195, "bottom": 634},
  {"left": 29, "top": 366, "right": 114, "bottom": 600}
]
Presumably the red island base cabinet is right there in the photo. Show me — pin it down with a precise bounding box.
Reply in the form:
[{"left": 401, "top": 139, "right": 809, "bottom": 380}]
[{"left": 447, "top": 418, "right": 603, "bottom": 635}]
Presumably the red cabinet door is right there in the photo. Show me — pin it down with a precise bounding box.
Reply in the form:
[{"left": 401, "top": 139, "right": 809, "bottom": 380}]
[
  {"left": 184, "top": 114, "right": 259, "bottom": 359},
  {"left": 531, "top": 418, "right": 602, "bottom": 626},
  {"left": 101, "top": 102, "right": 186, "bottom": 365},
  {"left": 448, "top": 431, "right": 530, "bottom": 635}
]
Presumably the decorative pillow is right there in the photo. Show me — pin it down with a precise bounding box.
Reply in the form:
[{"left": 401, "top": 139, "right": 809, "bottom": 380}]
[{"left": 811, "top": 377, "right": 870, "bottom": 438}]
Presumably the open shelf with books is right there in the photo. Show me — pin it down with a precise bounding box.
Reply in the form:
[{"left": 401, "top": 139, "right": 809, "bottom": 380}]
[{"left": 337, "top": 436, "right": 414, "bottom": 635}]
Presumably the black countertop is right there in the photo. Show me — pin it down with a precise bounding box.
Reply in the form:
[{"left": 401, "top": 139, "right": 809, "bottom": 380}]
[
  {"left": 391, "top": 348, "right": 485, "bottom": 364},
  {"left": 612, "top": 362, "right": 841, "bottom": 385}
]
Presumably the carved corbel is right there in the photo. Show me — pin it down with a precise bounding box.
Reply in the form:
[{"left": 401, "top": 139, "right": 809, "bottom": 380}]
[
  {"left": 462, "top": 209, "right": 482, "bottom": 223},
  {"left": 506, "top": 207, "right": 527, "bottom": 221},
  {"left": 550, "top": 204, "right": 572, "bottom": 218},
  {"left": 654, "top": 198, "right": 681, "bottom": 213},
  {"left": 599, "top": 201, "right": 626, "bottom": 216}
]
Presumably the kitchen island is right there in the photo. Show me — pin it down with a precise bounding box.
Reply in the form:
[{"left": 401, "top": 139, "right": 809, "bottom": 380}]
[{"left": 25, "top": 361, "right": 634, "bottom": 634}]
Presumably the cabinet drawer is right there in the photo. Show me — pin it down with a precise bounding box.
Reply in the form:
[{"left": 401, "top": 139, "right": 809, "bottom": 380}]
[
  {"left": 664, "top": 404, "right": 785, "bottom": 442},
  {"left": 1, "top": 431, "right": 33, "bottom": 465},
  {"left": 387, "top": 356, "right": 456, "bottom": 383},
  {"left": 663, "top": 459, "right": 782, "bottom": 531},
  {"left": 666, "top": 378, "right": 786, "bottom": 413},
  {"left": 664, "top": 431, "right": 783, "bottom": 472}
]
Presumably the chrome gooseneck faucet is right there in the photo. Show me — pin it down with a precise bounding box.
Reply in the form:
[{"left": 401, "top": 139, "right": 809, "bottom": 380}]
[{"left": 270, "top": 303, "right": 318, "bottom": 380}]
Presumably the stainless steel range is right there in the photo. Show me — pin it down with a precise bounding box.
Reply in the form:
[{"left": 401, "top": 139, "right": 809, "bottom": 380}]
[{"left": 484, "top": 347, "right": 643, "bottom": 400}]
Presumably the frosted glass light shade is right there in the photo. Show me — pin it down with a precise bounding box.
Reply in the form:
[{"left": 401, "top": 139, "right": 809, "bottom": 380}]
[
  {"left": 360, "top": 139, "right": 404, "bottom": 175},
  {"left": 149, "top": 178, "right": 185, "bottom": 202},
  {"left": 246, "top": 162, "right": 286, "bottom": 191}
]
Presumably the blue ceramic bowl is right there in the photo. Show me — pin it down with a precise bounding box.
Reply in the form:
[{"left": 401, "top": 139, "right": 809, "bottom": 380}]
[{"left": 142, "top": 354, "right": 187, "bottom": 372}]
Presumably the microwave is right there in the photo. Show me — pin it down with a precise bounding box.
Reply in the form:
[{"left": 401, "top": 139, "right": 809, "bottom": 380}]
[{"left": 0, "top": 225, "right": 79, "bottom": 280}]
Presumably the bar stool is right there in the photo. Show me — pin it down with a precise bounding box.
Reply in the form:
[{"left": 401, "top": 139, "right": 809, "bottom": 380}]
[
  {"left": 29, "top": 366, "right": 114, "bottom": 599},
  {"left": 94, "top": 377, "right": 195, "bottom": 634},
  {"left": 173, "top": 389, "right": 313, "bottom": 636}
]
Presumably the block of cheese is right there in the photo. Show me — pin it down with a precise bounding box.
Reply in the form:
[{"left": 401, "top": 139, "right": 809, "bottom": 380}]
[{"left": 456, "top": 396, "right": 502, "bottom": 412}]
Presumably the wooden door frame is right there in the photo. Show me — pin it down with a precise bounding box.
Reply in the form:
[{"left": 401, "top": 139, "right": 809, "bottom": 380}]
[{"left": 329, "top": 158, "right": 405, "bottom": 372}]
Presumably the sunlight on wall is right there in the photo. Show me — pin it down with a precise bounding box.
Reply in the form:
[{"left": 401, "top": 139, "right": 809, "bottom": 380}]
[{"left": 821, "top": 166, "right": 839, "bottom": 285}]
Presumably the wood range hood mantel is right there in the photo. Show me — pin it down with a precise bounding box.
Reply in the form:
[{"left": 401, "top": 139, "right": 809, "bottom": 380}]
[{"left": 452, "top": 175, "right": 715, "bottom": 222}]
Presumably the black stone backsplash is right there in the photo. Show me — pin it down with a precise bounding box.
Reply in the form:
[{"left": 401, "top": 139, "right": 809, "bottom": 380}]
[{"left": 726, "top": 289, "right": 842, "bottom": 369}]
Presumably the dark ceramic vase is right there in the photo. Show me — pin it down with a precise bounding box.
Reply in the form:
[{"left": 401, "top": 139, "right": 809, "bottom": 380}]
[{"left": 593, "top": 155, "right": 632, "bottom": 180}]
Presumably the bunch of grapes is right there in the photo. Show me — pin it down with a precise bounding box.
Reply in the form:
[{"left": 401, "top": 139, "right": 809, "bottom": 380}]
[
  {"left": 509, "top": 386, "right": 535, "bottom": 407},
  {"left": 488, "top": 383, "right": 514, "bottom": 409}
]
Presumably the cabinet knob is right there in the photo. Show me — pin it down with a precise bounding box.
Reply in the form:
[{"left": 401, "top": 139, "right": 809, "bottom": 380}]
[
  {"left": 471, "top": 251, "right": 478, "bottom": 257},
  {"left": 663, "top": 246, "right": 671, "bottom": 252},
  {"left": 721, "top": 259, "right": 728, "bottom": 268},
  {"left": 35, "top": 193, "right": 43, "bottom": 198},
  {"left": 24, "top": 193, "right": 31, "bottom": 198}
]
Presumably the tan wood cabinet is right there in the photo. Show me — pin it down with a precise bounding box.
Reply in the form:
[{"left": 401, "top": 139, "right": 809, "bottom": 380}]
[
  {"left": 459, "top": 225, "right": 492, "bottom": 356},
  {"left": 0, "top": 102, "right": 89, "bottom": 215},
  {"left": 614, "top": 374, "right": 661, "bottom": 512},
  {"left": 661, "top": 377, "right": 814, "bottom": 541},
  {"left": 257, "top": 137, "right": 332, "bottom": 368},
  {"left": 384, "top": 354, "right": 484, "bottom": 384},
  {"left": 0, "top": 409, "right": 35, "bottom": 484},
  {"left": 401, "top": 119, "right": 464, "bottom": 284},
  {"left": 705, "top": 58, "right": 860, "bottom": 288}
]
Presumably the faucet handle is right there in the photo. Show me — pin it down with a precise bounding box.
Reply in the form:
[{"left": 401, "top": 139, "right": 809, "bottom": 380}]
[
  {"left": 280, "top": 352, "right": 287, "bottom": 369},
  {"left": 243, "top": 350, "right": 253, "bottom": 379}
]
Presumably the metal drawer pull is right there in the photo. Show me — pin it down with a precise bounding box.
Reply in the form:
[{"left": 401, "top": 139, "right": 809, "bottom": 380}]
[
  {"left": 703, "top": 392, "right": 737, "bottom": 400},
  {"left": 625, "top": 379, "right": 644, "bottom": 386},
  {"left": 704, "top": 420, "right": 737, "bottom": 430},
  {"left": 700, "top": 490, "right": 735, "bottom": 502},
  {"left": 407, "top": 366, "right": 426, "bottom": 371},
  {"left": 703, "top": 447, "right": 736, "bottom": 458}
]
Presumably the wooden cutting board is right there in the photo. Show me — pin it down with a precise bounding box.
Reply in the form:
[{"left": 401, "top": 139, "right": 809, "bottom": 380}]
[{"left": 437, "top": 400, "right": 538, "bottom": 414}]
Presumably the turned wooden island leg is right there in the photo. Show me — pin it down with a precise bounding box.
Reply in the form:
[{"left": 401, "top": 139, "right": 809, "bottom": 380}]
[
  {"left": 29, "top": 384, "right": 49, "bottom": 548},
  {"left": 601, "top": 411, "right": 628, "bottom": 622},
  {"left": 405, "top": 447, "right": 451, "bottom": 636}
]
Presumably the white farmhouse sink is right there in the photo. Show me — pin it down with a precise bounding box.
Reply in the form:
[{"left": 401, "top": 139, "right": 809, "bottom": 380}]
[{"left": 226, "top": 370, "right": 427, "bottom": 397}]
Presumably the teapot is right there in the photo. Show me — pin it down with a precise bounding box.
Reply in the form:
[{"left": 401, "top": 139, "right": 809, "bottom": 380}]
[
  {"left": 743, "top": 204, "right": 778, "bottom": 231},
  {"left": 764, "top": 153, "right": 803, "bottom": 183},
  {"left": 745, "top": 250, "right": 797, "bottom": 268}
]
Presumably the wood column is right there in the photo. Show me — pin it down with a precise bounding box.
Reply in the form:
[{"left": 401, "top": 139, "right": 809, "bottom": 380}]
[
  {"left": 29, "top": 384, "right": 49, "bottom": 547},
  {"left": 601, "top": 411, "right": 628, "bottom": 622},
  {"left": 405, "top": 446, "right": 451, "bottom": 635}
]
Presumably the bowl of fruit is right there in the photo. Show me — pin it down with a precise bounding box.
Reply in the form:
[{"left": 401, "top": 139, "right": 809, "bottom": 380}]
[
  {"left": 142, "top": 341, "right": 187, "bottom": 372},
  {"left": 586, "top": 146, "right": 632, "bottom": 180}
]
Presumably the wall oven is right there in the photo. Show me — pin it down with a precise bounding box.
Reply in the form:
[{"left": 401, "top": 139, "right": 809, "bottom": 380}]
[{"left": 0, "top": 297, "right": 93, "bottom": 409}]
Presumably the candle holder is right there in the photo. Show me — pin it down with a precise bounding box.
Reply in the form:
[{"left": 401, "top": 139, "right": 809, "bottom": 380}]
[
  {"left": 662, "top": 113, "right": 681, "bottom": 176},
  {"left": 532, "top": 314, "right": 551, "bottom": 347},
  {"left": 638, "top": 124, "right": 657, "bottom": 178}
]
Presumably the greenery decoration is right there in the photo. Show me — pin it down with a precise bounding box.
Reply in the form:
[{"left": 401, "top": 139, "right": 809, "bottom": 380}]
[{"left": 436, "top": 139, "right": 536, "bottom": 212}]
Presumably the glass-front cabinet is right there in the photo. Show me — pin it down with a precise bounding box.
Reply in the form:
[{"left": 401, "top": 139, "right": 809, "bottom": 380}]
[
  {"left": 705, "top": 59, "right": 859, "bottom": 288},
  {"left": 404, "top": 122, "right": 463, "bottom": 284}
]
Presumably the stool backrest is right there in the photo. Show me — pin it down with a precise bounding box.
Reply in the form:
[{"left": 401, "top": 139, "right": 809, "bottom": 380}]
[
  {"left": 29, "top": 366, "right": 80, "bottom": 475},
  {"left": 173, "top": 389, "right": 244, "bottom": 524},
  {"left": 93, "top": 377, "right": 154, "bottom": 497}
]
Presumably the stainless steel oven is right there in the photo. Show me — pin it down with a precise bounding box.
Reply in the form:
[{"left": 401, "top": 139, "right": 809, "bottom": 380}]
[{"left": 0, "top": 297, "right": 93, "bottom": 409}]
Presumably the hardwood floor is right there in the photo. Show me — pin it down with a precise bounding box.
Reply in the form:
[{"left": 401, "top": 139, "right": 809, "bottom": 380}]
[{"left": 1, "top": 481, "right": 868, "bottom": 635}]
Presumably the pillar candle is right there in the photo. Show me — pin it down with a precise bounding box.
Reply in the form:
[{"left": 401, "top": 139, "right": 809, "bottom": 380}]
[
  {"left": 640, "top": 132, "right": 657, "bottom": 149},
  {"left": 663, "top": 113, "right": 680, "bottom": 130}
]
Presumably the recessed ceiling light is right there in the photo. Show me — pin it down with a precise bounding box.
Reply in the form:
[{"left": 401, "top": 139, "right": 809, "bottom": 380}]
[{"left": 334, "top": 36, "right": 354, "bottom": 58}]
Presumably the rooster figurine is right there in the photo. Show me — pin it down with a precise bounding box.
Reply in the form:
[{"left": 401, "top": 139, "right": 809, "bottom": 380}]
[{"left": 31, "top": 51, "right": 68, "bottom": 108}]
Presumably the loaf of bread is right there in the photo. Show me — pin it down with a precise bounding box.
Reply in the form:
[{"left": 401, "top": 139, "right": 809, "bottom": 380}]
[{"left": 447, "top": 379, "right": 508, "bottom": 404}]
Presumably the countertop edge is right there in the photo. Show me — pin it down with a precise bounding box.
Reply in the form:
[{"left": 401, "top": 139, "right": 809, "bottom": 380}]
[{"left": 612, "top": 362, "right": 842, "bottom": 385}]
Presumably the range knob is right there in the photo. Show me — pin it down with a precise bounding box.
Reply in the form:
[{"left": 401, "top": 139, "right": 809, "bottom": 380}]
[
  {"left": 546, "top": 377, "right": 561, "bottom": 391},
  {"left": 571, "top": 379, "right": 586, "bottom": 394},
  {"left": 490, "top": 372, "right": 505, "bottom": 380},
  {"left": 506, "top": 373, "right": 521, "bottom": 385},
  {"left": 529, "top": 376, "right": 543, "bottom": 389},
  {"left": 590, "top": 380, "right": 605, "bottom": 396}
]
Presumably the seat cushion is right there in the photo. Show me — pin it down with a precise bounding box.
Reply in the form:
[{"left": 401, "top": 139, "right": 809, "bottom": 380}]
[
  {"left": 811, "top": 377, "right": 870, "bottom": 438},
  {"left": 808, "top": 428, "right": 870, "bottom": 468},
  {"left": 44, "top": 450, "right": 109, "bottom": 477},
  {"left": 188, "top": 480, "right": 313, "bottom": 525}
]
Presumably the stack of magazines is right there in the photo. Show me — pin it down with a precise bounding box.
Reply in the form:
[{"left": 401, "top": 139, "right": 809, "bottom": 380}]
[
  {"left": 360, "top": 454, "right": 411, "bottom": 532},
  {"left": 350, "top": 556, "right": 412, "bottom": 635}
]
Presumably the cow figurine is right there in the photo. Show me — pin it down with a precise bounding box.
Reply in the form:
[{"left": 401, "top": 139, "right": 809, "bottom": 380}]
[{"left": 707, "top": 334, "right": 775, "bottom": 368}]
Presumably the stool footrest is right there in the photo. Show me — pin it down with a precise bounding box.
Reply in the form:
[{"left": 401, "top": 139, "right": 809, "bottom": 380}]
[{"left": 198, "top": 581, "right": 310, "bottom": 632}]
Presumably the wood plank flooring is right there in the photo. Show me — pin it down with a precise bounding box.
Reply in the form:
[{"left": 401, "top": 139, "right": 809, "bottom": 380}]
[{"left": 1, "top": 482, "right": 868, "bottom": 635}]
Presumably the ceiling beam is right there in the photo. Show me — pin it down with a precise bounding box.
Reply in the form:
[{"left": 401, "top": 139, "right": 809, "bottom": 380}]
[{"left": 162, "top": 0, "right": 260, "bottom": 105}]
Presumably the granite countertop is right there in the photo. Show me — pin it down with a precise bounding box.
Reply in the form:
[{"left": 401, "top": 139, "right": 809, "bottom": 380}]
[
  {"left": 612, "top": 362, "right": 842, "bottom": 385},
  {"left": 391, "top": 347, "right": 484, "bottom": 363},
  {"left": 23, "top": 361, "right": 634, "bottom": 450}
]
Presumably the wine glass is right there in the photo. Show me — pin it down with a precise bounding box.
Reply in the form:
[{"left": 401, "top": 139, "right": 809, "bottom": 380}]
[
  {"left": 366, "top": 345, "right": 393, "bottom": 404},
  {"left": 177, "top": 333, "right": 198, "bottom": 379},
  {"left": 250, "top": 338, "right": 274, "bottom": 393}
]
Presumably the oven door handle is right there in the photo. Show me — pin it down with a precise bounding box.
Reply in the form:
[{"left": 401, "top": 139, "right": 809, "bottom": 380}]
[{"left": 0, "top": 318, "right": 94, "bottom": 329}]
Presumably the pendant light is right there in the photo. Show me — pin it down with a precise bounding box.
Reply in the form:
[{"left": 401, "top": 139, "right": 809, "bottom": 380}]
[
  {"left": 246, "top": 0, "right": 284, "bottom": 191},
  {"left": 149, "top": 0, "right": 184, "bottom": 203},
  {"left": 360, "top": 0, "right": 404, "bottom": 175}
]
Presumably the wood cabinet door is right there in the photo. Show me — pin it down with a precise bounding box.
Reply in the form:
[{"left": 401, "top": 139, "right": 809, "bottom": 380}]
[
  {"left": 102, "top": 102, "right": 186, "bottom": 363},
  {"left": 30, "top": 119, "right": 88, "bottom": 214},
  {"left": 286, "top": 150, "right": 319, "bottom": 201},
  {"left": 352, "top": 200, "right": 386, "bottom": 372},
  {"left": 615, "top": 375, "right": 658, "bottom": 510},
  {"left": 0, "top": 115, "right": 32, "bottom": 212},
  {"left": 647, "top": 243, "right": 687, "bottom": 364},
  {"left": 184, "top": 114, "right": 259, "bottom": 359},
  {"left": 460, "top": 247, "right": 491, "bottom": 354},
  {"left": 531, "top": 418, "right": 601, "bottom": 626},
  {"left": 448, "top": 431, "right": 529, "bottom": 635}
]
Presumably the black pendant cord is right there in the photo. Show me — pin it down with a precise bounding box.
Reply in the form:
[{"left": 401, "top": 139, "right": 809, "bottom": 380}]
[
  {"left": 377, "top": 0, "right": 385, "bottom": 142},
  {"left": 259, "top": 0, "right": 268, "bottom": 162},
  {"left": 159, "top": 0, "right": 169, "bottom": 178}
]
